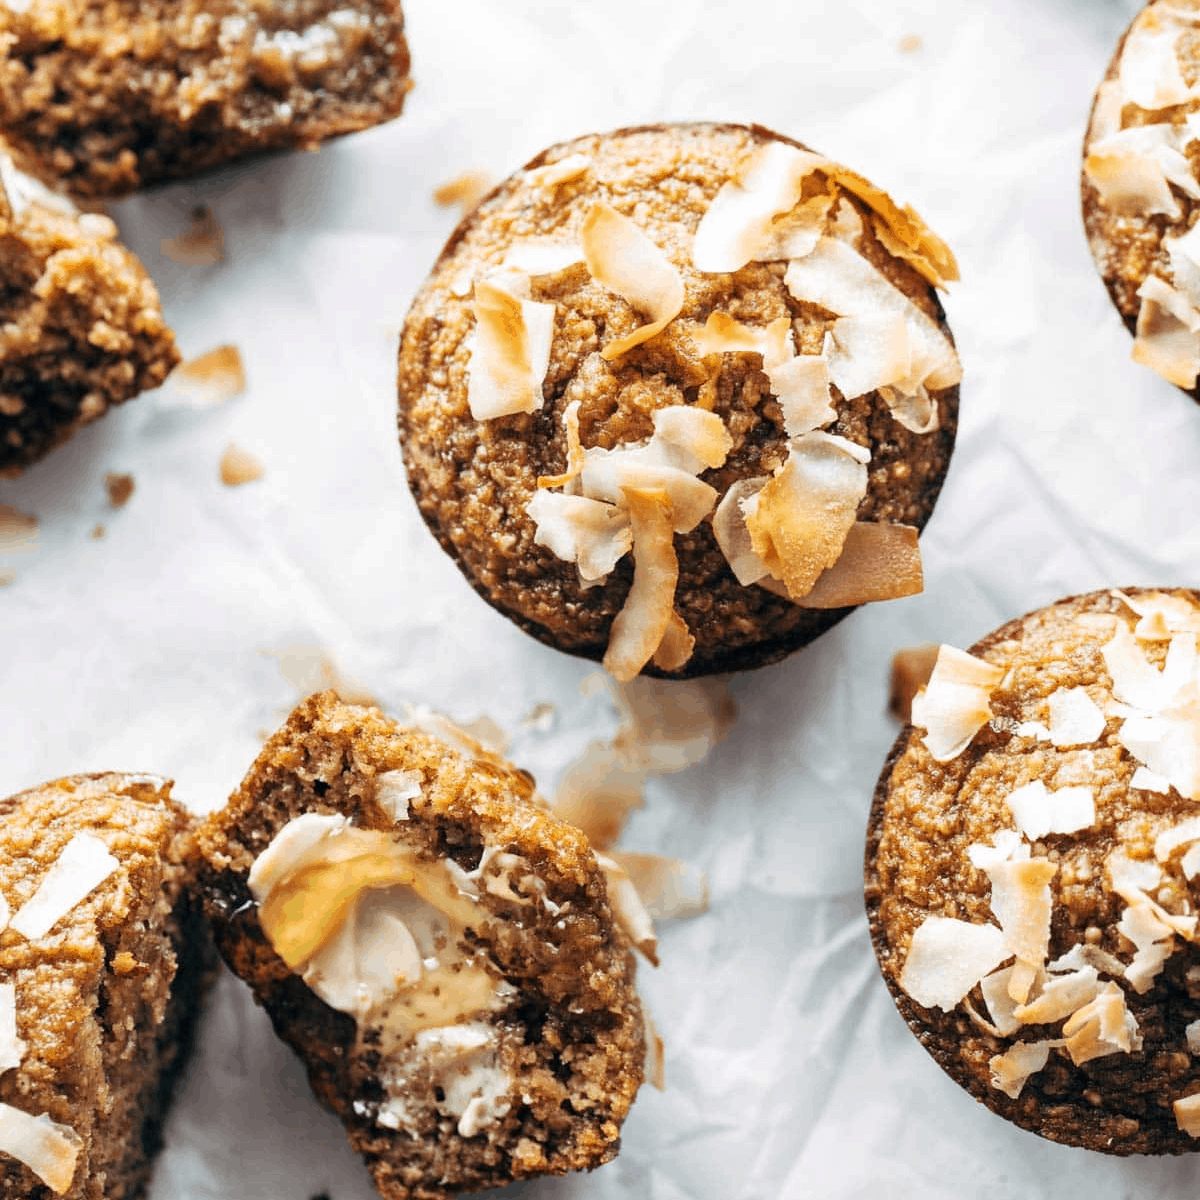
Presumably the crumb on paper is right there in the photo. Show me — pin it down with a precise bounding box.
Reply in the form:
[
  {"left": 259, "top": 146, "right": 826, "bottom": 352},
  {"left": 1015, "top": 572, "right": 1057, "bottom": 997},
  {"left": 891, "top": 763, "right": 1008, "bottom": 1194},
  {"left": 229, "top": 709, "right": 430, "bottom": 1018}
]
[
  {"left": 90, "top": 524, "right": 106, "bottom": 540},
  {"left": 521, "top": 702, "right": 556, "bottom": 731},
  {"left": 160, "top": 204, "right": 224, "bottom": 265},
  {"left": 104, "top": 472, "right": 134, "bottom": 509},
  {"left": 889, "top": 642, "right": 940, "bottom": 723},
  {"left": 164, "top": 344, "right": 246, "bottom": 409},
  {"left": 433, "top": 169, "right": 493, "bottom": 215},
  {"left": 219, "top": 442, "right": 264, "bottom": 486},
  {"left": 899, "top": 33, "right": 922, "bottom": 53},
  {"left": 263, "top": 645, "right": 381, "bottom": 709},
  {"left": 0, "top": 504, "right": 38, "bottom": 555}
]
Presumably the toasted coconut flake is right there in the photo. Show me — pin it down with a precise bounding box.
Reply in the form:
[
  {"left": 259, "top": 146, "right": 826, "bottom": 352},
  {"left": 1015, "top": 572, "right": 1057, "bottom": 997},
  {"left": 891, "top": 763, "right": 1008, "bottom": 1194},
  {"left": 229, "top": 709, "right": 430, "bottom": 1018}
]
[
  {"left": 527, "top": 491, "right": 632, "bottom": 582},
  {"left": 910, "top": 645, "right": 1005, "bottom": 762},
  {"left": 1061, "top": 981, "right": 1141, "bottom": 1065},
  {"left": 691, "top": 141, "right": 825, "bottom": 272},
  {"left": 11, "top": 833, "right": 119, "bottom": 941},
  {"left": 1103, "top": 621, "right": 1176, "bottom": 711},
  {"left": 1013, "top": 720, "right": 1052, "bottom": 741},
  {"left": 898, "top": 917, "right": 1008, "bottom": 1011},
  {"left": 980, "top": 966, "right": 1022, "bottom": 1036},
  {"left": 1155, "top": 816, "right": 1200, "bottom": 861},
  {"left": 1175, "top": 1093, "right": 1200, "bottom": 1136},
  {"left": 651, "top": 610, "right": 695, "bottom": 673},
  {"left": 1004, "top": 780, "right": 1095, "bottom": 841},
  {"left": 0, "top": 1106, "right": 82, "bottom": 1194},
  {"left": 0, "top": 895, "right": 8, "bottom": 934},
  {"left": 742, "top": 431, "right": 868, "bottom": 602},
  {"left": 602, "top": 487, "right": 680, "bottom": 683},
  {"left": 219, "top": 442, "right": 265, "bottom": 487},
  {"left": 967, "top": 830, "right": 1028, "bottom": 871},
  {"left": 374, "top": 769, "right": 422, "bottom": 823},
  {"left": 1184, "top": 843, "right": 1200, "bottom": 880},
  {"left": 610, "top": 850, "right": 709, "bottom": 920},
  {"left": 889, "top": 643, "right": 940, "bottom": 723},
  {"left": 432, "top": 168, "right": 493, "bottom": 214},
  {"left": 0, "top": 984, "right": 23, "bottom": 1074},
  {"left": 711, "top": 476, "right": 771, "bottom": 585},
  {"left": 784, "top": 237, "right": 961, "bottom": 413},
  {"left": 1133, "top": 765, "right": 1173, "bottom": 794},
  {"left": 1013, "top": 966, "right": 1102, "bottom": 1026},
  {"left": 536, "top": 400, "right": 585, "bottom": 489},
  {"left": 1188, "top": 1020, "right": 1200, "bottom": 1055},
  {"left": 1048, "top": 942, "right": 1128, "bottom": 980},
  {"left": 648, "top": 405, "right": 733, "bottom": 474},
  {"left": 1165, "top": 223, "right": 1200, "bottom": 311},
  {"left": 264, "top": 644, "right": 380, "bottom": 708},
  {"left": 467, "top": 276, "right": 555, "bottom": 419},
  {"left": 1132, "top": 274, "right": 1200, "bottom": 387},
  {"left": 163, "top": 344, "right": 245, "bottom": 407},
  {"left": 823, "top": 312, "right": 912, "bottom": 401},
  {"left": 551, "top": 741, "right": 645, "bottom": 851},
  {"left": 1118, "top": 14, "right": 1193, "bottom": 110},
  {"left": 1085, "top": 125, "right": 1196, "bottom": 220},
  {"left": 1088, "top": 80, "right": 1127, "bottom": 143},
  {"left": 989, "top": 1041, "right": 1056, "bottom": 1099},
  {"left": 1114, "top": 590, "right": 1200, "bottom": 638},
  {"left": 793, "top": 522, "right": 922, "bottom": 608},
  {"left": 644, "top": 1010, "right": 665, "bottom": 1090},
  {"left": 501, "top": 239, "right": 584, "bottom": 277},
  {"left": 595, "top": 852, "right": 658, "bottom": 965},
  {"left": 1118, "top": 700, "right": 1200, "bottom": 803},
  {"left": 581, "top": 203, "right": 684, "bottom": 360},
  {"left": 1007, "top": 959, "right": 1040, "bottom": 1006},
  {"left": 525, "top": 153, "right": 592, "bottom": 190},
  {"left": 987, "top": 858, "right": 1057, "bottom": 969},
  {"left": 1047, "top": 687, "right": 1107, "bottom": 748},
  {"left": 1109, "top": 849, "right": 1164, "bottom": 893},
  {"left": 1119, "top": 902, "right": 1176, "bottom": 993}
]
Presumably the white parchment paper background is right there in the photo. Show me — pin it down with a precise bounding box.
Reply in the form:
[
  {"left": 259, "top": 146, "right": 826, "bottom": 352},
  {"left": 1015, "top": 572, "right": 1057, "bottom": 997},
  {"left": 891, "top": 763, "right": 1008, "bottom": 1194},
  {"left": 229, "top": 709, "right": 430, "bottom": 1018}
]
[{"left": 6, "top": 0, "right": 1200, "bottom": 1196}]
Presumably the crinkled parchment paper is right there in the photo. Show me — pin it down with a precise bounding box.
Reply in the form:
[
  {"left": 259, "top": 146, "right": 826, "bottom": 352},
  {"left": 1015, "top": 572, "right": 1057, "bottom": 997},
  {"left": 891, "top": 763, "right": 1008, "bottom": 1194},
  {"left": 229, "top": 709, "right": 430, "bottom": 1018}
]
[{"left": 6, "top": 0, "right": 1200, "bottom": 1196}]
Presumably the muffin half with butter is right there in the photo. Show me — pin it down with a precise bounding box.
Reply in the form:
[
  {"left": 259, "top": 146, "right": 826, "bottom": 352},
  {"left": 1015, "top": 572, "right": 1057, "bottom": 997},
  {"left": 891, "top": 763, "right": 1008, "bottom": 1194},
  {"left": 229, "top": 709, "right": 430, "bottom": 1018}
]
[
  {"left": 397, "top": 122, "right": 961, "bottom": 680},
  {"left": 194, "top": 692, "right": 649, "bottom": 1200}
]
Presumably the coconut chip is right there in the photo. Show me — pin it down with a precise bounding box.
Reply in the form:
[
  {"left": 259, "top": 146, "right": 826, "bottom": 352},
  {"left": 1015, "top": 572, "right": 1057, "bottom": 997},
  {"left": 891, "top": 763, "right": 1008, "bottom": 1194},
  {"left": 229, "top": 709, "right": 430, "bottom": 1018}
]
[
  {"left": 432, "top": 169, "right": 493, "bottom": 214},
  {"left": 888, "top": 643, "right": 940, "bottom": 723},
  {"left": 10, "top": 833, "right": 119, "bottom": 941},
  {"left": 594, "top": 852, "right": 659, "bottom": 965},
  {"left": 536, "top": 400, "right": 584, "bottom": 490},
  {"left": 1085, "top": 125, "right": 1199, "bottom": 222},
  {"left": 1155, "top": 816, "right": 1200, "bottom": 861},
  {"left": 500, "top": 239, "right": 584, "bottom": 278},
  {"left": 910, "top": 644, "right": 1005, "bottom": 762},
  {"left": 741, "top": 430, "right": 868, "bottom": 602},
  {"left": 980, "top": 966, "right": 1023, "bottom": 1036},
  {"left": 467, "top": 275, "right": 555, "bottom": 419},
  {"left": 1047, "top": 687, "right": 1107, "bottom": 748},
  {"left": 1109, "top": 850, "right": 1197, "bottom": 939},
  {"left": 609, "top": 851, "right": 709, "bottom": 920},
  {"left": 525, "top": 153, "right": 592, "bottom": 191},
  {"left": 1188, "top": 1020, "right": 1200, "bottom": 1055},
  {"left": 789, "top": 522, "right": 923, "bottom": 608},
  {"left": 651, "top": 610, "right": 695, "bottom": 673},
  {"left": 967, "top": 830, "right": 1029, "bottom": 871},
  {"left": 710, "top": 477, "right": 772, "bottom": 586},
  {"left": 1165, "top": 223, "right": 1200, "bottom": 312},
  {"left": 989, "top": 1040, "right": 1057, "bottom": 1099},
  {"left": 1132, "top": 274, "right": 1200, "bottom": 387},
  {"left": 1113, "top": 590, "right": 1200, "bottom": 640},
  {"left": 527, "top": 492, "right": 632, "bottom": 583},
  {"left": 1175, "top": 1093, "right": 1200, "bottom": 1136},
  {"left": 162, "top": 344, "right": 245, "bottom": 408},
  {"left": 1133, "top": 765, "right": 1173, "bottom": 794},
  {"left": 219, "top": 442, "right": 265, "bottom": 487},
  {"left": 1013, "top": 966, "right": 1102, "bottom": 1026},
  {"left": 1004, "top": 780, "right": 1095, "bottom": 841},
  {"left": 1118, "top": 9, "right": 1194, "bottom": 111},
  {"left": 1048, "top": 942, "right": 1129, "bottom": 980},
  {"left": 1061, "top": 981, "right": 1142, "bottom": 1065},
  {"left": 374, "top": 769, "right": 422, "bottom": 823},
  {"left": 0, "top": 1106, "right": 82, "bottom": 1195},
  {"left": 898, "top": 917, "right": 1009, "bottom": 1011},
  {"left": 643, "top": 1011, "right": 666, "bottom": 1091},
  {"left": 1118, "top": 901, "right": 1177, "bottom": 993},
  {"left": 1115, "top": 698, "right": 1200, "bottom": 806},
  {"left": 987, "top": 858, "right": 1057, "bottom": 987},
  {"left": 581, "top": 202, "right": 684, "bottom": 360},
  {"left": 602, "top": 487, "right": 681, "bottom": 682},
  {"left": 0, "top": 984, "right": 23, "bottom": 1074}
]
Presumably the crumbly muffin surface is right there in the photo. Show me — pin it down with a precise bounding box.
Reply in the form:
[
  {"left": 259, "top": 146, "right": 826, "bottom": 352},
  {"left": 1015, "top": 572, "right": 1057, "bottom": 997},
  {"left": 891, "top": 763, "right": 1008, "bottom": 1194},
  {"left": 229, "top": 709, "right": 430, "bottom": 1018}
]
[
  {"left": 0, "top": 185, "right": 178, "bottom": 477},
  {"left": 0, "top": 772, "right": 208, "bottom": 1200},
  {"left": 195, "top": 693, "right": 646, "bottom": 1200},
  {"left": 398, "top": 122, "right": 959, "bottom": 677},
  {"left": 0, "top": 0, "right": 411, "bottom": 199},
  {"left": 868, "top": 590, "right": 1200, "bottom": 1154}
]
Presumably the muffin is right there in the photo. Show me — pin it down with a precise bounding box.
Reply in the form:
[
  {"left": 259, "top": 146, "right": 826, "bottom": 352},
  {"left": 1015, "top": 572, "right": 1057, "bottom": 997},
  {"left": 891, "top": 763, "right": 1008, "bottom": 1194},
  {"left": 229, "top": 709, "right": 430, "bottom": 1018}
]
[
  {"left": 193, "top": 692, "right": 650, "bottom": 1200},
  {"left": 867, "top": 588, "right": 1200, "bottom": 1154},
  {"left": 397, "top": 122, "right": 962, "bottom": 680},
  {"left": 1082, "top": 0, "right": 1200, "bottom": 396},
  {"left": 0, "top": 772, "right": 212, "bottom": 1198},
  {"left": 0, "top": 167, "right": 178, "bottom": 477},
  {"left": 0, "top": 1, "right": 412, "bottom": 200}
]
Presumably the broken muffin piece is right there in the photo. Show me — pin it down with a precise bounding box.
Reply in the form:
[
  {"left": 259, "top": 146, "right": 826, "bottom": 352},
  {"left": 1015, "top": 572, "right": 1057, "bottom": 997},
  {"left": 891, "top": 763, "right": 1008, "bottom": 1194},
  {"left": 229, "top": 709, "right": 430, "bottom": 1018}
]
[
  {"left": 0, "top": 1, "right": 412, "bottom": 200},
  {"left": 0, "top": 169, "right": 179, "bottom": 477},
  {"left": 194, "top": 692, "right": 648, "bottom": 1200},
  {"left": 0, "top": 772, "right": 212, "bottom": 1199}
]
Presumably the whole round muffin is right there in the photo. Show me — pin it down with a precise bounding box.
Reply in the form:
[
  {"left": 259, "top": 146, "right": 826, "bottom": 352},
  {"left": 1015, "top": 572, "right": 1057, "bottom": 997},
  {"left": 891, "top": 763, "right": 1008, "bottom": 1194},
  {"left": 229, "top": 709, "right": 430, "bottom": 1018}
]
[
  {"left": 194, "top": 692, "right": 649, "bottom": 1200},
  {"left": 867, "top": 588, "right": 1200, "bottom": 1154},
  {"left": 397, "top": 122, "right": 961, "bottom": 679},
  {"left": 1082, "top": 0, "right": 1200, "bottom": 397}
]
